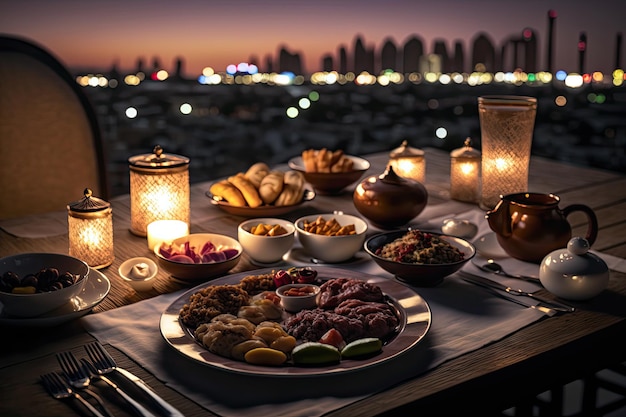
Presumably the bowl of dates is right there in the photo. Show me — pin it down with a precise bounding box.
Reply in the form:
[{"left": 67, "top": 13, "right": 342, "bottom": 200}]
[{"left": 0, "top": 253, "right": 89, "bottom": 317}]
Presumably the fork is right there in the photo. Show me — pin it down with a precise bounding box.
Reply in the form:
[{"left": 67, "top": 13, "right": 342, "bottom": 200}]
[
  {"left": 41, "top": 372, "right": 107, "bottom": 417},
  {"left": 85, "top": 342, "right": 184, "bottom": 417},
  {"left": 56, "top": 350, "right": 114, "bottom": 417},
  {"left": 80, "top": 358, "right": 156, "bottom": 417}
]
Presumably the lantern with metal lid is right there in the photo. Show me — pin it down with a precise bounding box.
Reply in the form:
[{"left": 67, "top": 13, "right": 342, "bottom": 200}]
[
  {"left": 67, "top": 188, "right": 114, "bottom": 269},
  {"left": 388, "top": 140, "right": 425, "bottom": 183},
  {"left": 129, "top": 145, "right": 190, "bottom": 236},
  {"left": 450, "top": 138, "right": 481, "bottom": 203}
]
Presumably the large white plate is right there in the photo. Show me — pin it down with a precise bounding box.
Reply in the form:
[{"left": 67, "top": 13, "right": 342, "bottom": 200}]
[
  {"left": 160, "top": 266, "right": 431, "bottom": 377},
  {"left": 0, "top": 268, "right": 110, "bottom": 327}
]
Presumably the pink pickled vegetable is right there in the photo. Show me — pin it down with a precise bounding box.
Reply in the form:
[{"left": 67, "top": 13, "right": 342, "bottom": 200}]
[{"left": 159, "top": 239, "right": 239, "bottom": 264}]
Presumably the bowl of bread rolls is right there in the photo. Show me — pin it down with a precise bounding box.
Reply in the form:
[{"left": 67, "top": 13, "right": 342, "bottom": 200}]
[
  {"left": 288, "top": 149, "right": 370, "bottom": 195},
  {"left": 206, "top": 162, "right": 315, "bottom": 217}
]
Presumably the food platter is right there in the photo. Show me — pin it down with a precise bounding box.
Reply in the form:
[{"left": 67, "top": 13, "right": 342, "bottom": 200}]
[
  {"left": 160, "top": 266, "right": 431, "bottom": 376},
  {"left": 205, "top": 187, "right": 315, "bottom": 217},
  {"left": 0, "top": 268, "right": 110, "bottom": 327}
]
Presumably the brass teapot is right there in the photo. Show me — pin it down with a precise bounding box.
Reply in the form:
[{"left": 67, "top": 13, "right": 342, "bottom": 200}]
[{"left": 486, "top": 192, "right": 598, "bottom": 263}]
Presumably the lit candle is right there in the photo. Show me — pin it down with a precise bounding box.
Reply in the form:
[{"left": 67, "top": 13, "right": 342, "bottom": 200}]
[
  {"left": 450, "top": 138, "right": 481, "bottom": 203},
  {"left": 147, "top": 219, "right": 189, "bottom": 251},
  {"left": 67, "top": 188, "right": 114, "bottom": 269},
  {"left": 129, "top": 145, "right": 190, "bottom": 236},
  {"left": 388, "top": 140, "right": 426, "bottom": 183}
]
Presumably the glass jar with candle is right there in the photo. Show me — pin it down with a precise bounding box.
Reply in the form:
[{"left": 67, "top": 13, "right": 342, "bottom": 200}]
[
  {"left": 129, "top": 145, "right": 190, "bottom": 236},
  {"left": 67, "top": 188, "right": 114, "bottom": 269},
  {"left": 388, "top": 140, "right": 425, "bottom": 183},
  {"left": 450, "top": 138, "right": 481, "bottom": 203}
]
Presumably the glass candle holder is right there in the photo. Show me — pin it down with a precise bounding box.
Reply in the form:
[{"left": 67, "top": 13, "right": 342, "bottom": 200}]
[
  {"left": 67, "top": 188, "right": 114, "bottom": 269},
  {"left": 478, "top": 96, "right": 537, "bottom": 210},
  {"left": 129, "top": 145, "right": 190, "bottom": 237},
  {"left": 388, "top": 140, "right": 425, "bottom": 183},
  {"left": 450, "top": 138, "right": 481, "bottom": 203}
]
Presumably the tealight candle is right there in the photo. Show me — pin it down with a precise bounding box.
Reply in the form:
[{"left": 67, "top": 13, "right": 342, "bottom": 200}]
[
  {"left": 147, "top": 219, "right": 189, "bottom": 251},
  {"left": 450, "top": 138, "right": 481, "bottom": 203}
]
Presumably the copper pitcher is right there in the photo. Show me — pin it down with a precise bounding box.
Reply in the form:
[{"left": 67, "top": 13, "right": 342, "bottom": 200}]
[{"left": 486, "top": 192, "right": 598, "bottom": 263}]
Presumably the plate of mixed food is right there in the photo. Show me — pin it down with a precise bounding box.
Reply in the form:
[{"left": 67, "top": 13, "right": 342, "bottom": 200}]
[
  {"left": 160, "top": 266, "right": 431, "bottom": 376},
  {"left": 206, "top": 162, "right": 315, "bottom": 217}
]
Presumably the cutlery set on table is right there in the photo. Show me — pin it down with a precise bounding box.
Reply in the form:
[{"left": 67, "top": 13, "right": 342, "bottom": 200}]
[{"left": 41, "top": 342, "right": 183, "bottom": 417}]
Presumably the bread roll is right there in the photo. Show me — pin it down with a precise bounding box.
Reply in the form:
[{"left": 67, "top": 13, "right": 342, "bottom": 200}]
[
  {"left": 228, "top": 173, "right": 263, "bottom": 208},
  {"left": 275, "top": 170, "right": 305, "bottom": 206},
  {"left": 245, "top": 162, "right": 270, "bottom": 188},
  {"left": 209, "top": 180, "right": 247, "bottom": 207},
  {"left": 259, "top": 170, "right": 284, "bottom": 205}
]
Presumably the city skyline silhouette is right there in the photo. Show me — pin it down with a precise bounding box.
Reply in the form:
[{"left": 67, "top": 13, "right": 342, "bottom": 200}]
[{"left": 2, "top": 1, "right": 624, "bottom": 76}]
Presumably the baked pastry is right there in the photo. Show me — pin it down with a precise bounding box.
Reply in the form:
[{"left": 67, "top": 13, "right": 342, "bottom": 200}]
[
  {"left": 275, "top": 170, "right": 305, "bottom": 206},
  {"left": 259, "top": 170, "right": 284, "bottom": 204},
  {"left": 301, "top": 148, "right": 354, "bottom": 173},
  {"left": 228, "top": 173, "right": 263, "bottom": 208},
  {"left": 245, "top": 162, "right": 270, "bottom": 188},
  {"left": 209, "top": 180, "right": 247, "bottom": 207}
]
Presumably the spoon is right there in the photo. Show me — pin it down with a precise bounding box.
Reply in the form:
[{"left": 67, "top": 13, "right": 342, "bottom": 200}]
[{"left": 473, "top": 259, "right": 541, "bottom": 283}]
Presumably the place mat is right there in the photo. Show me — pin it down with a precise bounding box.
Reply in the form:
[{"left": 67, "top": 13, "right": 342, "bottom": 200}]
[
  {"left": 81, "top": 206, "right": 549, "bottom": 416},
  {"left": 0, "top": 210, "right": 68, "bottom": 238}
]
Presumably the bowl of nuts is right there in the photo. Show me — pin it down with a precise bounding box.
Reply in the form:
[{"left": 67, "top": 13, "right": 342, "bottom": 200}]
[
  {"left": 238, "top": 218, "right": 295, "bottom": 264},
  {"left": 364, "top": 229, "right": 475, "bottom": 287},
  {"left": 294, "top": 213, "right": 368, "bottom": 263},
  {"left": 0, "top": 253, "right": 89, "bottom": 318}
]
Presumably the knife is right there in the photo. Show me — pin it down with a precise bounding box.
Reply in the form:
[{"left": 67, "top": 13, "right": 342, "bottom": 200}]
[
  {"left": 114, "top": 367, "right": 185, "bottom": 417},
  {"left": 460, "top": 275, "right": 556, "bottom": 316},
  {"left": 459, "top": 272, "right": 575, "bottom": 313}
]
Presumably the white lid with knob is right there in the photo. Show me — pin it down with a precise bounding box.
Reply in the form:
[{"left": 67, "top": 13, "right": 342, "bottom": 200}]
[{"left": 539, "top": 237, "right": 609, "bottom": 300}]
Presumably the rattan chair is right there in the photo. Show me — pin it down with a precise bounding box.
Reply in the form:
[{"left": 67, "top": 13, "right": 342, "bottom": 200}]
[{"left": 0, "top": 34, "right": 108, "bottom": 219}]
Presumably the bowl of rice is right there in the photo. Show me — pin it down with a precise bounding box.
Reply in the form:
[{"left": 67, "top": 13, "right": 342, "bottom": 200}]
[{"left": 364, "top": 229, "right": 475, "bottom": 286}]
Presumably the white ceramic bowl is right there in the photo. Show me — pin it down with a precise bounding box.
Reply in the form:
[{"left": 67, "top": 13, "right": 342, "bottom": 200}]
[
  {"left": 276, "top": 283, "right": 320, "bottom": 312},
  {"left": 238, "top": 218, "right": 295, "bottom": 264},
  {"left": 294, "top": 213, "right": 368, "bottom": 263},
  {"left": 154, "top": 233, "right": 242, "bottom": 283},
  {"left": 119, "top": 257, "right": 158, "bottom": 291},
  {"left": 0, "top": 253, "right": 89, "bottom": 318}
]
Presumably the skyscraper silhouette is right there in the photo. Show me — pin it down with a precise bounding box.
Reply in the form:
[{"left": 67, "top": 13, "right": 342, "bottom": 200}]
[
  {"left": 403, "top": 36, "right": 424, "bottom": 73},
  {"left": 380, "top": 38, "right": 398, "bottom": 71},
  {"left": 471, "top": 33, "right": 496, "bottom": 72},
  {"left": 546, "top": 10, "right": 557, "bottom": 73},
  {"left": 432, "top": 39, "right": 450, "bottom": 73}
]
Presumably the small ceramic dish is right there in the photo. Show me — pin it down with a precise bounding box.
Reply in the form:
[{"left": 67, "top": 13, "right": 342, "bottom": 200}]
[
  {"left": 237, "top": 218, "right": 295, "bottom": 264},
  {"left": 276, "top": 283, "right": 320, "bottom": 312},
  {"left": 119, "top": 257, "right": 158, "bottom": 291},
  {"left": 294, "top": 213, "right": 368, "bottom": 263}
]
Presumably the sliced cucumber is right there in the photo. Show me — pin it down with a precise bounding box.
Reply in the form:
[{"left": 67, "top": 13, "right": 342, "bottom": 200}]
[
  {"left": 341, "top": 338, "right": 382, "bottom": 358},
  {"left": 292, "top": 342, "right": 341, "bottom": 365}
]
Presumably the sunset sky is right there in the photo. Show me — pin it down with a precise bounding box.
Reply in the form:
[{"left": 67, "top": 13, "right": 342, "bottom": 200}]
[{"left": 1, "top": 0, "right": 624, "bottom": 76}]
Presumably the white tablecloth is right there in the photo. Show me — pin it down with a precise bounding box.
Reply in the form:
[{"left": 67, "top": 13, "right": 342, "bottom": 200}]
[{"left": 81, "top": 207, "right": 561, "bottom": 417}]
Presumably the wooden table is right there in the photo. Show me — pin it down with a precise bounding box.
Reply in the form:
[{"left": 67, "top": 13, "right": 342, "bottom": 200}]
[{"left": 1, "top": 148, "right": 625, "bottom": 416}]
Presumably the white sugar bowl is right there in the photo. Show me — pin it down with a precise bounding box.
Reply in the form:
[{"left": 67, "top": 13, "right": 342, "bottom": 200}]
[{"left": 539, "top": 237, "right": 609, "bottom": 301}]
